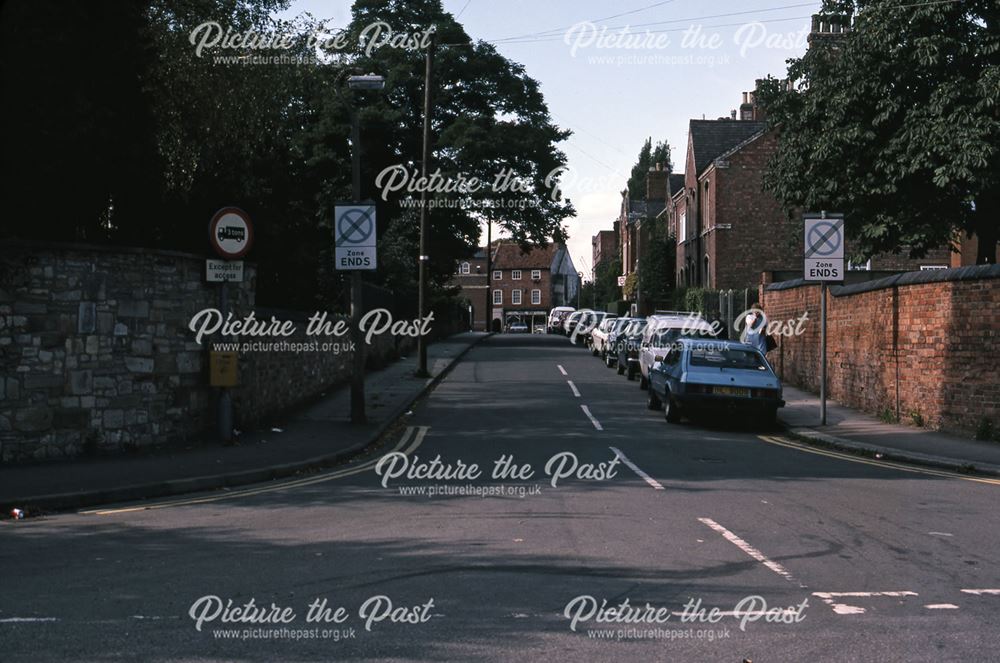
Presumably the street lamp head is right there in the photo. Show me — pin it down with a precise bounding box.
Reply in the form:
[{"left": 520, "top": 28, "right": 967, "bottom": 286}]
[{"left": 348, "top": 74, "right": 385, "bottom": 90}]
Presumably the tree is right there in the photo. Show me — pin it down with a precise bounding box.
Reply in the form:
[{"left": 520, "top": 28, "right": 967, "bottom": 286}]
[
  {"left": 638, "top": 219, "right": 675, "bottom": 309},
  {"left": 757, "top": 0, "right": 1000, "bottom": 264},
  {"left": 626, "top": 138, "right": 671, "bottom": 198}
]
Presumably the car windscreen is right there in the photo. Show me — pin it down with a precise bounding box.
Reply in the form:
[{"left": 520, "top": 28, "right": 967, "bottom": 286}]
[{"left": 688, "top": 346, "right": 768, "bottom": 370}]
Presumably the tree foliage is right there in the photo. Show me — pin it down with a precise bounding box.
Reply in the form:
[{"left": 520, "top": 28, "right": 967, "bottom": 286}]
[
  {"left": 0, "top": 0, "right": 575, "bottom": 310},
  {"left": 757, "top": 0, "right": 1000, "bottom": 263},
  {"left": 626, "top": 137, "right": 671, "bottom": 198}
]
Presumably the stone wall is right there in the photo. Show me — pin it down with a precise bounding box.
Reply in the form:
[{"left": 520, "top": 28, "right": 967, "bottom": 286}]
[
  {"left": 0, "top": 241, "right": 415, "bottom": 463},
  {"left": 760, "top": 265, "right": 1000, "bottom": 434}
]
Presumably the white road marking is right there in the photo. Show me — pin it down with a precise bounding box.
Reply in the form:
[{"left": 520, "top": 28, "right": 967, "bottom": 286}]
[
  {"left": 698, "top": 518, "right": 803, "bottom": 587},
  {"left": 557, "top": 364, "right": 568, "bottom": 376},
  {"left": 567, "top": 380, "right": 581, "bottom": 397},
  {"left": 609, "top": 446, "right": 664, "bottom": 490},
  {"left": 961, "top": 589, "right": 1000, "bottom": 596},
  {"left": 580, "top": 405, "right": 603, "bottom": 431},
  {"left": 0, "top": 617, "right": 59, "bottom": 623},
  {"left": 928, "top": 532, "right": 953, "bottom": 537},
  {"left": 812, "top": 591, "right": 918, "bottom": 615},
  {"left": 85, "top": 426, "right": 429, "bottom": 514},
  {"left": 924, "top": 604, "right": 959, "bottom": 610}
]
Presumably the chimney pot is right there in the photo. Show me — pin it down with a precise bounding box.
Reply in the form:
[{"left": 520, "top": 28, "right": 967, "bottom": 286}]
[
  {"left": 811, "top": 15, "right": 819, "bottom": 32},
  {"left": 731, "top": 109, "right": 737, "bottom": 120}
]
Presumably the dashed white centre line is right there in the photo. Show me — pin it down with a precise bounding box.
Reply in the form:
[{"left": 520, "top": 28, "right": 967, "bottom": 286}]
[
  {"left": 0, "top": 617, "right": 59, "bottom": 623},
  {"left": 698, "top": 517, "right": 805, "bottom": 587},
  {"left": 924, "top": 604, "right": 959, "bottom": 610},
  {"left": 961, "top": 589, "right": 1000, "bottom": 596},
  {"left": 811, "top": 591, "right": 918, "bottom": 615},
  {"left": 567, "top": 380, "right": 581, "bottom": 397},
  {"left": 580, "top": 405, "right": 603, "bottom": 430},
  {"left": 609, "top": 446, "right": 664, "bottom": 490},
  {"left": 557, "top": 364, "right": 568, "bottom": 376}
]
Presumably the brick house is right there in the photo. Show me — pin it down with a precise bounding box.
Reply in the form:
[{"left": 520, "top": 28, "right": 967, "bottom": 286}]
[
  {"left": 453, "top": 242, "right": 579, "bottom": 331},
  {"left": 451, "top": 247, "right": 489, "bottom": 331},
  {"left": 490, "top": 242, "right": 578, "bottom": 331},
  {"left": 665, "top": 109, "right": 952, "bottom": 291},
  {"left": 592, "top": 229, "right": 617, "bottom": 271}
]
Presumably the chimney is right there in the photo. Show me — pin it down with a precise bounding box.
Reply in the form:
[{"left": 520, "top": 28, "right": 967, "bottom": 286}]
[
  {"left": 739, "top": 91, "right": 754, "bottom": 121},
  {"left": 730, "top": 109, "right": 737, "bottom": 120},
  {"left": 808, "top": 13, "right": 851, "bottom": 48},
  {"left": 646, "top": 163, "right": 668, "bottom": 202}
]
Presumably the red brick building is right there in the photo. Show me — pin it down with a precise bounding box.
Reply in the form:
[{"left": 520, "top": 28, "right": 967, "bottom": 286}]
[
  {"left": 452, "top": 242, "right": 579, "bottom": 331},
  {"left": 592, "top": 229, "right": 617, "bottom": 271},
  {"left": 666, "top": 113, "right": 952, "bottom": 291}
]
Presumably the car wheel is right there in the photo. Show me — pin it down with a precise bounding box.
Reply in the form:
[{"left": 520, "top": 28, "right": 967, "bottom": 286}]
[
  {"left": 591, "top": 346, "right": 599, "bottom": 357},
  {"left": 626, "top": 365, "right": 636, "bottom": 380},
  {"left": 606, "top": 354, "right": 616, "bottom": 368},
  {"left": 646, "top": 388, "right": 661, "bottom": 410},
  {"left": 639, "top": 374, "right": 648, "bottom": 391},
  {"left": 664, "top": 393, "right": 681, "bottom": 423},
  {"left": 617, "top": 361, "right": 625, "bottom": 375}
]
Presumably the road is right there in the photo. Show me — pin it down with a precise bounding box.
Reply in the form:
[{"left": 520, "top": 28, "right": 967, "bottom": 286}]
[{"left": 3, "top": 334, "right": 999, "bottom": 662}]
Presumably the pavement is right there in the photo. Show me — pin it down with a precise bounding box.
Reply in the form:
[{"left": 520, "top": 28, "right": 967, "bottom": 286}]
[
  {"left": 3, "top": 333, "right": 999, "bottom": 662},
  {"left": 0, "top": 332, "right": 489, "bottom": 513},
  {"left": 778, "top": 385, "right": 1000, "bottom": 477}
]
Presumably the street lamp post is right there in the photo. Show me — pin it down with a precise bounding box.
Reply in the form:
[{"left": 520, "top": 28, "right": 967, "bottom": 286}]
[
  {"left": 416, "top": 34, "right": 436, "bottom": 378},
  {"left": 345, "top": 73, "right": 385, "bottom": 425},
  {"left": 577, "top": 272, "right": 584, "bottom": 308}
]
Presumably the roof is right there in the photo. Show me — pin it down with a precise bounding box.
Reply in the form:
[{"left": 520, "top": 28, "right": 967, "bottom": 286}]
[
  {"left": 689, "top": 120, "right": 767, "bottom": 175},
  {"left": 492, "top": 242, "right": 560, "bottom": 270},
  {"left": 668, "top": 174, "right": 685, "bottom": 197}
]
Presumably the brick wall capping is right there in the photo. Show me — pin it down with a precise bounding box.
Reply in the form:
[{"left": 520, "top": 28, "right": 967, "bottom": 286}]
[
  {"left": 765, "top": 264, "right": 1000, "bottom": 296},
  {"left": 0, "top": 238, "right": 244, "bottom": 265}
]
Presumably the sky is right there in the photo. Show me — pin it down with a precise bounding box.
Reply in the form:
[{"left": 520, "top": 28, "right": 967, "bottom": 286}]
[{"left": 278, "top": 0, "right": 818, "bottom": 280}]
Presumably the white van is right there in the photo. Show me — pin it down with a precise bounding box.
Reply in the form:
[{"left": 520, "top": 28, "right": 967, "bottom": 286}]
[{"left": 547, "top": 306, "right": 576, "bottom": 334}]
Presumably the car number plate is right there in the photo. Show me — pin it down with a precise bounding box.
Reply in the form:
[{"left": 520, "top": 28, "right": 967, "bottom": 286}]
[{"left": 715, "top": 386, "right": 750, "bottom": 397}]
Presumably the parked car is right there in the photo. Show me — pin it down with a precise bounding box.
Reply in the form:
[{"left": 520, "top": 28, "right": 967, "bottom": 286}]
[
  {"left": 646, "top": 338, "right": 784, "bottom": 426},
  {"left": 575, "top": 311, "right": 612, "bottom": 347},
  {"left": 589, "top": 315, "right": 621, "bottom": 356},
  {"left": 533, "top": 324, "right": 546, "bottom": 334},
  {"left": 614, "top": 318, "right": 648, "bottom": 378},
  {"left": 507, "top": 322, "right": 528, "bottom": 333},
  {"left": 562, "top": 309, "right": 588, "bottom": 337},
  {"left": 595, "top": 317, "right": 632, "bottom": 360},
  {"left": 547, "top": 306, "right": 575, "bottom": 334},
  {"left": 637, "top": 313, "right": 716, "bottom": 390}
]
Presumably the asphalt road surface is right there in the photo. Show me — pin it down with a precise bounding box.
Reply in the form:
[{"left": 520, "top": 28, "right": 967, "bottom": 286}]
[{"left": 3, "top": 334, "right": 999, "bottom": 662}]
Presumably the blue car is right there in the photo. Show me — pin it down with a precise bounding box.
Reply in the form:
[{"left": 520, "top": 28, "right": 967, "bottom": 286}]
[{"left": 646, "top": 338, "right": 784, "bottom": 427}]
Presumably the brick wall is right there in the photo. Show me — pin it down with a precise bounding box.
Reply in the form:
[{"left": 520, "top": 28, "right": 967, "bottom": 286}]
[
  {"left": 760, "top": 265, "right": 1000, "bottom": 434},
  {"left": 0, "top": 241, "right": 412, "bottom": 463}
]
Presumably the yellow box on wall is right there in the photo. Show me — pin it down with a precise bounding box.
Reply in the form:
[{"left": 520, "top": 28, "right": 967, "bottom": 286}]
[{"left": 209, "top": 351, "right": 239, "bottom": 387}]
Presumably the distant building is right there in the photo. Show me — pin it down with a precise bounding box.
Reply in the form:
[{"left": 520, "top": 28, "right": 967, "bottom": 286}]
[
  {"left": 453, "top": 242, "right": 579, "bottom": 331},
  {"left": 592, "top": 229, "right": 617, "bottom": 271}
]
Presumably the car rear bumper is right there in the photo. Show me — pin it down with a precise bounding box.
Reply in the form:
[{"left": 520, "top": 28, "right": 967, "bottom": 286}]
[{"left": 674, "top": 393, "right": 784, "bottom": 412}]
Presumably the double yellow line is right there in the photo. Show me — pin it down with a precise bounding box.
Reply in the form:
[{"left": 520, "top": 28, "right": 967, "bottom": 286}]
[
  {"left": 83, "top": 426, "right": 430, "bottom": 515},
  {"left": 757, "top": 434, "right": 1000, "bottom": 486}
]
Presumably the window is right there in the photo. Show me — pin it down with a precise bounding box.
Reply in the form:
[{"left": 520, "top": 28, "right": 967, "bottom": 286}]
[
  {"left": 678, "top": 211, "right": 686, "bottom": 243},
  {"left": 920, "top": 265, "right": 948, "bottom": 270},
  {"left": 493, "top": 289, "right": 502, "bottom": 305},
  {"left": 531, "top": 270, "right": 541, "bottom": 280},
  {"left": 531, "top": 289, "right": 541, "bottom": 305},
  {"left": 511, "top": 290, "right": 522, "bottom": 305},
  {"left": 511, "top": 270, "right": 522, "bottom": 280},
  {"left": 492, "top": 270, "right": 502, "bottom": 280},
  {"left": 460, "top": 262, "right": 470, "bottom": 274}
]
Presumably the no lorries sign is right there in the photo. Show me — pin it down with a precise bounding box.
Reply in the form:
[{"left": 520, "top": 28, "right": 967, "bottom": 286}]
[
  {"left": 335, "top": 204, "right": 377, "bottom": 270},
  {"left": 209, "top": 207, "right": 253, "bottom": 259},
  {"left": 804, "top": 213, "right": 845, "bottom": 281}
]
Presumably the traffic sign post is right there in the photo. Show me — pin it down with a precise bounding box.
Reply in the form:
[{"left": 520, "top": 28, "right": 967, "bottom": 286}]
[
  {"left": 208, "top": 207, "right": 254, "bottom": 443},
  {"left": 804, "top": 211, "right": 844, "bottom": 426},
  {"left": 334, "top": 204, "right": 377, "bottom": 270}
]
